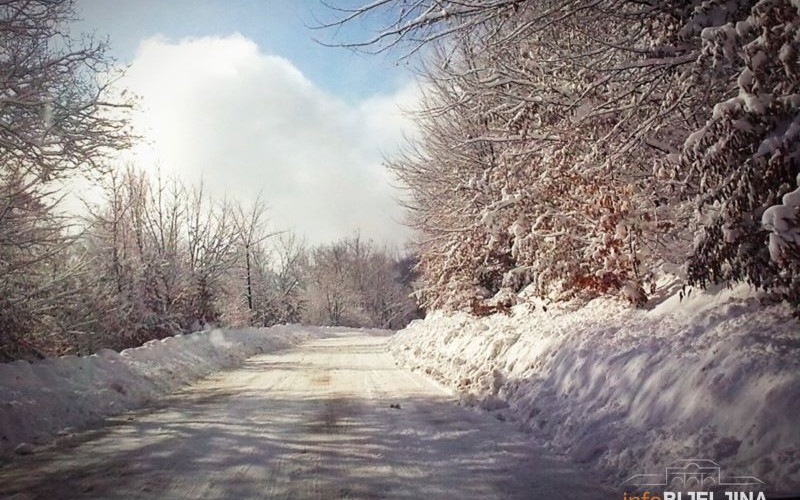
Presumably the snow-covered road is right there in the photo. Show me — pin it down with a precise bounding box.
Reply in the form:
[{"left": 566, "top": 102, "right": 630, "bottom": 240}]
[{"left": 0, "top": 331, "right": 613, "bottom": 499}]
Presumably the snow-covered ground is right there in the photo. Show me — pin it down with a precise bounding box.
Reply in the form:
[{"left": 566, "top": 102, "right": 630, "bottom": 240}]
[
  {"left": 0, "top": 332, "right": 612, "bottom": 499},
  {"left": 0, "top": 325, "right": 327, "bottom": 458},
  {"left": 388, "top": 284, "right": 800, "bottom": 494}
]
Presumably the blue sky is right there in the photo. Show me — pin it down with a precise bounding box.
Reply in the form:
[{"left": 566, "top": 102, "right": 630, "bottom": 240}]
[
  {"left": 74, "top": 0, "right": 411, "bottom": 102},
  {"left": 72, "top": 0, "right": 419, "bottom": 246}
]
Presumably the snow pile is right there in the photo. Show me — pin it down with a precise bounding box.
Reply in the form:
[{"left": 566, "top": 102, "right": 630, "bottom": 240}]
[
  {"left": 389, "top": 286, "right": 800, "bottom": 493},
  {"left": 0, "top": 325, "right": 326, "bottom": 458}
]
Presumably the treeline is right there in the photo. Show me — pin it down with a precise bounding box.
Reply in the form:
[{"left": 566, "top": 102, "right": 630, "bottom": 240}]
[
  {"left": 330, "top": 0, "right": 800, "bottom": 313},
  {"left": 2, "top": 162, "right": 419, "bottom": 361},
  {"left": 0, "top": 0, "right": 418, "bottom": 361},
  {"left": 88, "top": 168, "right": 418, "bottom": 351},
  {"left": 2, "top": 161, "right": 419, "bottom": 360}
]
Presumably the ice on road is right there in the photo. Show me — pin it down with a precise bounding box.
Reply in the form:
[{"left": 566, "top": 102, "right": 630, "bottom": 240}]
[{"left": 0, "top": 331, "right": 613, "bottom": 499}]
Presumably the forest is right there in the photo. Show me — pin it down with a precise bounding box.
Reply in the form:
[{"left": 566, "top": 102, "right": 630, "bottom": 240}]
[
  {"left": 325, "top": 0, "right": 800, "bottom": 314},
  {"left": 2, "top": 0, "right": 799, "bottom": 360}
]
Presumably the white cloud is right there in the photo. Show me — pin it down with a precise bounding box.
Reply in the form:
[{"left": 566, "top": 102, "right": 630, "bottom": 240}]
[{"left": 122, "top": 34, "right": 418, "bottom": 246}]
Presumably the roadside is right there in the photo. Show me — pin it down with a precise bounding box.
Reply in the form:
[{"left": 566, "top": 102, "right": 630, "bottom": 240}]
[
  {"left": 0, "top": 325, "right": 331, "bottom": 459},
  {"left": 389, "top": 285, "right": 800, "bottom": 496}
]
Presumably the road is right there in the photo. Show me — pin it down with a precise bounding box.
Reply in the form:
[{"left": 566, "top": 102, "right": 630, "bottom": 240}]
[{"left": 0, "top": 330, "right": 613, "bottom": 499}]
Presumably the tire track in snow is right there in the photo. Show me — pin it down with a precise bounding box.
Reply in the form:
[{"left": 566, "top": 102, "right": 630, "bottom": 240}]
[{"left": 0, "top": 331, "right": 615, "bottom": 499}]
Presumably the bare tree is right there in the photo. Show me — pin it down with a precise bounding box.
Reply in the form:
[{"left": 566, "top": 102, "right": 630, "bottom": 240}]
[
  {"left": 0, "top": 0, "right": 131, "bottom": 359},
  {"left": 80, "top": 167, "right": 270, "bottom": 350},
  {"left": 304, "top": 235, "right": 418, "bottom": 328},
  {"left": 248, "top": 232, "right": 308, "bottom": 326},
  {"left": 232, "top": 194, "right": 274, "bottom": 318},
  {"left": 0, "top": 0, "right": 132, "bottom": 181}
]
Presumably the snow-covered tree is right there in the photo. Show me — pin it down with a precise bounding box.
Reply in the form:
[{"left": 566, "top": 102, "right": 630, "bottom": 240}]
[
  {"left": 248, "top": 232, "right": 308, "bottom": 326},
  {"left": 370, "top": 1, "right": 697, "bottom": 311},
  {"left": 679, "top": 1, "right": 800, "bottom": 312},
  {"left": 326, "top": 0, "right": 800, "bottom": 314},
  {"left": 80, "top": 168, "right": 252, "bottom": 351},
  {"left": 304, "top": 235, "right": 418, "bottom": 328},
  {"left": 0, "top": 0, "right": 131, "bottom": 359}
]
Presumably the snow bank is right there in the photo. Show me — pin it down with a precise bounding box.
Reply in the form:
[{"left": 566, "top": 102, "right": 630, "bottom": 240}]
[
  {"left": 0, "top": 325, "right": 327, "bottom": 458},
  {"left": 389, "top": 286, "right": 800, "bottom": 493}
]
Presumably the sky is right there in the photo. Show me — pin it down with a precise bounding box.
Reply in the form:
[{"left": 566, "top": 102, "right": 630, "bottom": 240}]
[{"left": 73, "top": 0, "right": 419, "bottom": 246}]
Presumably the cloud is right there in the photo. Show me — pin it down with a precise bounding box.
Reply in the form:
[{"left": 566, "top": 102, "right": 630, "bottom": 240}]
[{"left": 122, "top": 34, "right": 418, "bottom": 246}]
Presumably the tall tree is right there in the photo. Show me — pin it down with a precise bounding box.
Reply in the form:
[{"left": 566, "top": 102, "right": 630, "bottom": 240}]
[
  {"left": 0, "top": 0, "right": 131, "bottom": 359},
  {"left": 322, "top": 0, "right": 800, "bottom": 313}
]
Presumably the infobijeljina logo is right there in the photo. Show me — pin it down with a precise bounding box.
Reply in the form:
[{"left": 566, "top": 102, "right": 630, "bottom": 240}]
[{"left": 623, "top": 459, "right": 766, "bottom": 500}]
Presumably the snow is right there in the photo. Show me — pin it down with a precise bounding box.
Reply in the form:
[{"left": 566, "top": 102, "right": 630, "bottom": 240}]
[
  {"left": 762, "top": 174, "right": 800, "bottom": 262},
  {"left": 737, "top": 67, "right": 754, "bottom": 91},
  {"left": 0, "top": 332, "right": 612, "bottom": 499},
  {"left": 388, "top": 286, "right": 800, "bottom": 494},
  {"left": 742, "top": 93, "right": 768, "bottom": 114},
  {"left": 735, "top": 19, "right": 753, "bottom": 37},
  {"left": 0, "top": 325, "right": 329, "bottom": 458},
  {"left": 685, "top": 125, "right": 708, "bottom": 151}
]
